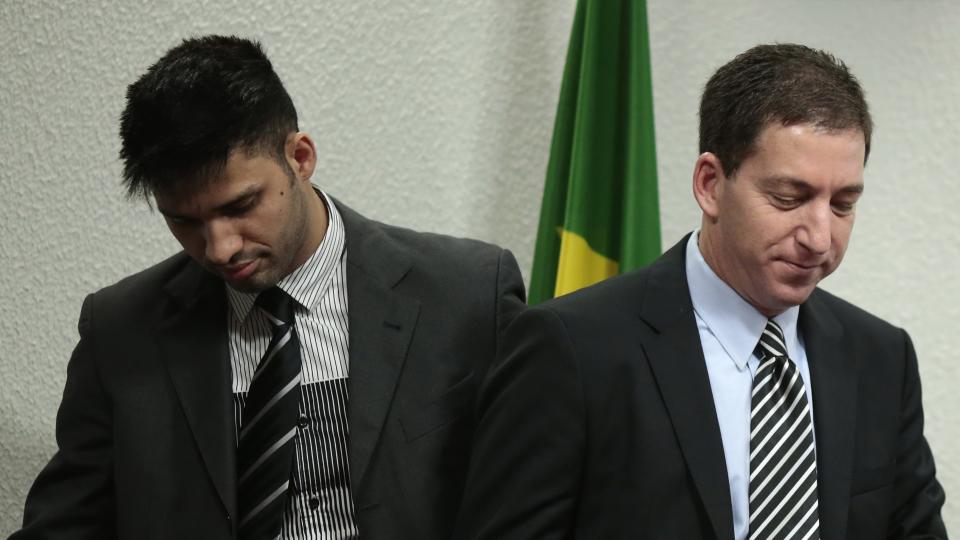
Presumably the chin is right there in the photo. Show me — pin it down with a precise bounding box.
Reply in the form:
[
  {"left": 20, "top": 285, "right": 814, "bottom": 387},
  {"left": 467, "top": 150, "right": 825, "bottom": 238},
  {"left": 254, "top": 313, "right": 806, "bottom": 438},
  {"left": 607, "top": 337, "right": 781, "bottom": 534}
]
[
  {"left": 227, "top": 281, "right": 265, "bottom": 294},
  {"left": 773, "top": 288, "right": 816, "bottom": 310},
  {"left": 752, "top": 281, "right": 815, "bottom": 315},
  {"left": 227, "top": 273, "right": 276, "bottom": 294}
]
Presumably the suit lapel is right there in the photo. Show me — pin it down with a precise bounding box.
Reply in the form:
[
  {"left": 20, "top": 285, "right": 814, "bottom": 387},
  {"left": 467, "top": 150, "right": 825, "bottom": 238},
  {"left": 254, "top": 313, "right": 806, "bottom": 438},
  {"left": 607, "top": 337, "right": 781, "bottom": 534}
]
[
  {"left": 800, "top": 292, "right": 855, "bottom": 540},
  {"left": 338, "top": 202, "right": 421, "bottom": 492},
  {"left": 157, "top": 261, "right": 236, "bottom": 522},
  {"left": 639, "top": 238, "right": 734, "bottom": 540}
]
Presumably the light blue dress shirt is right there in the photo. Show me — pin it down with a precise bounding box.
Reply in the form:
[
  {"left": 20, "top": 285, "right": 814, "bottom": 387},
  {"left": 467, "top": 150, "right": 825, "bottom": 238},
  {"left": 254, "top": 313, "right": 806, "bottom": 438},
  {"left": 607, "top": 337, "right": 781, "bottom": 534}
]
[{"left": 684, "top": 232, "right": 816, "bottom": 540}]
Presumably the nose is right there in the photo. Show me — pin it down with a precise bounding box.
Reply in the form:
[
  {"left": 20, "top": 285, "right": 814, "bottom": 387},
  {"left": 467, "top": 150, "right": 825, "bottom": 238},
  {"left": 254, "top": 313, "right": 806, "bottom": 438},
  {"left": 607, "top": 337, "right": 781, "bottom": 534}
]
[
  {"left": 796, "top": 201, "right": 831, "bottom": 256},
  {"left": 204, "top": 219, "right": 243, "bottom": 266}
]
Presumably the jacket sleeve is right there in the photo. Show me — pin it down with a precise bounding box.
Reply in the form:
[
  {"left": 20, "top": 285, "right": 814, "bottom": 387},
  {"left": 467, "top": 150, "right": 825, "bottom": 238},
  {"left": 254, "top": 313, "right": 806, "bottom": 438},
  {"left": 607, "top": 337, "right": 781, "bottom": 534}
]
[
  {"left": 454, "top": 305, "right": 584, "bottom": 540},
  {"left": 888, "top": 329, "right": 947, "bottom": 539},
  {"left": 494, "top": 249, "right": 527, "bottom": 356},
  {"left": 10, "top": 294, "right": 117, "bottom": 540}
]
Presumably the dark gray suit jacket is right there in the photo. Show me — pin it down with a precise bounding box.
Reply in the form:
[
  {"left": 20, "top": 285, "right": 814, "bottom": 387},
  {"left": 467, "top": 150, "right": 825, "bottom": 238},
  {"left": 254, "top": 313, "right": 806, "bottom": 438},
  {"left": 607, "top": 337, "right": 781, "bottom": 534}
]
[
  {"left": 13, "top": 201, "right": 526, "bottom": 539},
  {"left": 455, "top": 236, "right": 946, "bottom": 539}
]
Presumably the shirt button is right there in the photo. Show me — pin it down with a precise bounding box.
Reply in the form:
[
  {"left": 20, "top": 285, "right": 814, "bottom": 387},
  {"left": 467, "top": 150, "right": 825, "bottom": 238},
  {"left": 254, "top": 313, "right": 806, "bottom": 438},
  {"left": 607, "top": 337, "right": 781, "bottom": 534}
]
[
  {"left": 309, "top": 496, "right": 320, "bottom": 510},
  {"left": 297, "top": 415, "right": 309, "bottom": 429}
]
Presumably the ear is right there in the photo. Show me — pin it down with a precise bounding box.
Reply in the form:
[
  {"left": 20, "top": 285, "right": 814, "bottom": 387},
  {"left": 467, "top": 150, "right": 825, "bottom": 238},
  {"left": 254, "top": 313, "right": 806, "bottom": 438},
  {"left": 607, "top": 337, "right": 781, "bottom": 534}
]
[
  {"left": 692, "top": 152, "right": 726, "bottom": 221},
  {"left": 286, "top": 132, "right": 317, "bottom": 184}
]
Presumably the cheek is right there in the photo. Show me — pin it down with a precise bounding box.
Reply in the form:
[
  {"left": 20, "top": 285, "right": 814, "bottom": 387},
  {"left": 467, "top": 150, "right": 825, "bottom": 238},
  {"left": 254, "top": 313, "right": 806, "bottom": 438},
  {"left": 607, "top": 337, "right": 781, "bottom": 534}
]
[
  {"left": 168, "top": 228, "right": 205, "bottom": 256},
  {"left": 244, "top": 216, "right": 270, "bottom": 241},
  {"left": 832, "top": 218, "right": 855, "bottom": 250},
  {"left": 759, "top": 213, "right": 801, "bottom": 248}
]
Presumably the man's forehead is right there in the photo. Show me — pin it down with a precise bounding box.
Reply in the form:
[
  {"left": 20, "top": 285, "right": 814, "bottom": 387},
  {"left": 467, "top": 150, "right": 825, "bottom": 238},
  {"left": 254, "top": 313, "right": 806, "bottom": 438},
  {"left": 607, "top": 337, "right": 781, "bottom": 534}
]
[
  {"left": 153, "top": 179, "right": 216, "bottom": 208},
  {"left": 752, "top": 123, "right": 865, "bottom": 159},
  {"left": 732, "top": 123, "right": 865, "bottom": 188},
  {"left": 152, "top": 151, "right": 257, "bottom": 202},
  {"left": 757, "top": 175, "right": 864, "bottom": 193},
  {"left": 758, "top": 122, "right": 866, "bottom": 150},
  {"left": 154, "top": 178, "right": 259, "bottom": 215}
]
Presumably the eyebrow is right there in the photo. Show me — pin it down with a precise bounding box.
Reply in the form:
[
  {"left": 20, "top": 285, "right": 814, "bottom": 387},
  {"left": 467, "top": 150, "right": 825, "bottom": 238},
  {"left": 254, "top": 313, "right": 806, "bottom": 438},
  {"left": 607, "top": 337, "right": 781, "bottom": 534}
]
[
  {"left": 157, "top": 185, "right": 262, "bottom": 219},
  {"left": 759, "top": 176, "right": 864, "bottom": 195}
]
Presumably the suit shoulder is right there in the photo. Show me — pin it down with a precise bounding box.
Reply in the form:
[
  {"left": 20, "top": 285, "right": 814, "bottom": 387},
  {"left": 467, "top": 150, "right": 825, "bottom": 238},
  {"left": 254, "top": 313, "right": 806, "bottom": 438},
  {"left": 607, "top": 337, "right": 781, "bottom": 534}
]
[
  {"left": 808, "top": 288, "right": 909, "bottom": 353},
  {"left": 377, "top": 220, "right": 506, "bottom": 261},
  {"left": 88, "top": 252, "right": 193, "bottom": 307},
  {"left": 538, "top": 266, "right": 653, "bottom": 319},
  {"left": 356, "top": 218, "right": 526, "bottom": 323},
  {"left": 335, "top": 196, "right": 511, "bottom": 274},
  {"left": 810, "top": 288, "right": 901, "bottom": 333},
  {"left": 530, "top": 267, "right": 650, "bottom": 331},
  {"left": 359, "top": 218, "right": 513, "bottom": 289}
]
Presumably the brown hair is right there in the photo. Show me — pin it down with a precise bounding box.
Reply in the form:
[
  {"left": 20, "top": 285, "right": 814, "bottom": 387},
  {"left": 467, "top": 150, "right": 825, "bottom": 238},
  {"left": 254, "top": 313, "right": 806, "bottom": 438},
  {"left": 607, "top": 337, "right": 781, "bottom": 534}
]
[{"left": 699, "top": 43, "right": 872, "bottom": 177}]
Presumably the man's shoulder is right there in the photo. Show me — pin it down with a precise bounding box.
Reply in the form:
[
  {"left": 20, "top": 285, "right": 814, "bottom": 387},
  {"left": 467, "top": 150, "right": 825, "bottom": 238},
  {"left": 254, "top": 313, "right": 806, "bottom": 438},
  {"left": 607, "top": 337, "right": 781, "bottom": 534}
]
[
  {"left": 535, "top": 235, "right": 688, "bottom": 318},
  {"left": 536, "top": 236, "right": 687, "bottom": 318},
  {"left": 377, "top": 219, "right": 504, "bottom": 258},
  {"left": 371, "top": 220, "right": 515, "bottom": 295},
  {"left": 340, "top": 200, "right": 510, "bottom": 274},
  {"left": 335, "top": 200, "right": 524, "bottom": 316},
  {"left": 807, "top": 287, "right": 905, "bottom": 340},
  {"left": 548, "top": 266, "right": 652, "bottom": 309},
  {"left": 808, "top": 287, "right": 897, "bottom": 328},
  {"left": 68, "top": 252, "right": 204, "bottom": 337},
  {"left": 528, "top": 265, "right": 659, "bottom": 336},
  {"left": 90, "top": 251, "right": 197, "bottom": 306}
]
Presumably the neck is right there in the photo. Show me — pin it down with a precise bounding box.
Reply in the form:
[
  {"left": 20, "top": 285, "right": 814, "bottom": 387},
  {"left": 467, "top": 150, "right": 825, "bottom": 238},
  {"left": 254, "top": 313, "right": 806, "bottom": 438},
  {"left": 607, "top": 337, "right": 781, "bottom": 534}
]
[
  {"left": 289, "top": 186, "right": 329, "bottom": 272},
  {"left": 697, "top": 223, "right": 782, "bottom": 318}
]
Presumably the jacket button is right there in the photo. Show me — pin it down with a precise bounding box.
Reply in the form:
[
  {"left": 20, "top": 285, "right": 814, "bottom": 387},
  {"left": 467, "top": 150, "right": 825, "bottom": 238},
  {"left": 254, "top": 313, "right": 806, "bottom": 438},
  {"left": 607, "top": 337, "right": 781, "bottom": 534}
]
[
  {"left": 297, "top": 415, "right": 310, "bottom": 429},
  {"left": 309, "top": 496, "right": 320, "bottom": 510}
]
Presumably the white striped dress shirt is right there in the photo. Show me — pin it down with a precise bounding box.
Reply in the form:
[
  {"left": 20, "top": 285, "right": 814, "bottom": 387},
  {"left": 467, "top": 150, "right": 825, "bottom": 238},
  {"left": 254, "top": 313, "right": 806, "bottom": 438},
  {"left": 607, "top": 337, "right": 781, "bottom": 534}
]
[{"left": 226, "top": 191, "right": 359, "bottom": 539}]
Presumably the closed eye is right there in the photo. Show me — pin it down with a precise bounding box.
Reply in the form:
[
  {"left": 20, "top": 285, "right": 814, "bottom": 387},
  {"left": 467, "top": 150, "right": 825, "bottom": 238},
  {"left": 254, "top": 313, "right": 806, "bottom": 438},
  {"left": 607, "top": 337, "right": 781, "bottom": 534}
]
[
  {"left": 221, "top": 195, "right": 258, "bottom": 217},
  {"left": 831, "top": 200, "right": 857, "bottom": 215},
  {"left": 770, "top": 194, "right": 803, "bottom": 209},
  {"left": 165, "top": 215, "right": 199, "bottom": 227},
  {"left": 223, "top": 201, "right": 253, "bottom": 217}
]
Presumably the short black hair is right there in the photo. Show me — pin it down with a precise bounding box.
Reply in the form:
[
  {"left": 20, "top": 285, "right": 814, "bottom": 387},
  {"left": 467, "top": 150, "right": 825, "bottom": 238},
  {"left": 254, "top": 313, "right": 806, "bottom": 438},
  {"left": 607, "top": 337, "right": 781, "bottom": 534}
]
[
  {"left": 699, "top": 43, "right": 872, "bottom": 177},
  {"left": 120, "top": 35, "right": 298, "bottom": 198}
]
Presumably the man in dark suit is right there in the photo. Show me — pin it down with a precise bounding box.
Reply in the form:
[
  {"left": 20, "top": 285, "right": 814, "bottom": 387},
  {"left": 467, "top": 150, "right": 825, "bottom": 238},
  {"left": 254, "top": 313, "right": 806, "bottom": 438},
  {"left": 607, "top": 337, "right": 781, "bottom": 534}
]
[
  {"left": 455, "top": 44, "right": 946, "bottom": 539},
  {"left": 12, "top": 35, "right": 525, "bottom": 539}
]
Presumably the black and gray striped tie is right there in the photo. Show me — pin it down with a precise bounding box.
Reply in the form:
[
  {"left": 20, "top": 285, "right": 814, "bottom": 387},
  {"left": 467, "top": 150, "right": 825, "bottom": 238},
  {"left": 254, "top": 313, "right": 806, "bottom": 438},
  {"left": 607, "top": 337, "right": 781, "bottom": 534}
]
[
  {"left": 748, "top": 320, "right": 820, "bottom": 540},
  {"left": 238, "top": 287, "right": 302, "bottom": 540}
]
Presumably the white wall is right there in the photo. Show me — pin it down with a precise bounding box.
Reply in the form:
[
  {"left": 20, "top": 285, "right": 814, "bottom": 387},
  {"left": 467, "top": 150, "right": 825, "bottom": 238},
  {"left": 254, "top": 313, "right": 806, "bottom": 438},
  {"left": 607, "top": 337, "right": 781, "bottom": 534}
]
[{"left": 1, "top": 0, "right": 956, "bottom": 534}]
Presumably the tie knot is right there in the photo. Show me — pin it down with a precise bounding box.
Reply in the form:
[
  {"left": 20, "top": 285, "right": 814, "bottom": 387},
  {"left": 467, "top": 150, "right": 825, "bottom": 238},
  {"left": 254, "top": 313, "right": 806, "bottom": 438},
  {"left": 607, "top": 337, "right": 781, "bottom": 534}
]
[
  {"left": 754, "top": 319, "right": 787, "bottom": 360},
  {"left": 255, "top": 286, "right": 297, "bottom": 324}
]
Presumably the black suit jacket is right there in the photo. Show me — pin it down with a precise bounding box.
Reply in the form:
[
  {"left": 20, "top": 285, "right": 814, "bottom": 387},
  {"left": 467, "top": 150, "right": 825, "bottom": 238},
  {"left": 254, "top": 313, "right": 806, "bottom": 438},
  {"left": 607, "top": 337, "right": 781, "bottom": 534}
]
[
  {"left": 13, "top": 201, "right": 526, "bottom": 540},
  {"left": 455, "top": 236, "right": 946, "bottom": 539}
]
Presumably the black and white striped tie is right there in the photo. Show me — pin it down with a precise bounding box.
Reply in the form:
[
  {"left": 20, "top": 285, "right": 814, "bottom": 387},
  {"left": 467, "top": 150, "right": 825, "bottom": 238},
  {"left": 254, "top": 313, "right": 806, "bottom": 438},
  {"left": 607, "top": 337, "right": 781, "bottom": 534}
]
[
  {"left": 748, "top": 320, "right": 820, "bottom": 540},
  {"left": 238, "top": 287, "right": 302, "bottom": 540}
]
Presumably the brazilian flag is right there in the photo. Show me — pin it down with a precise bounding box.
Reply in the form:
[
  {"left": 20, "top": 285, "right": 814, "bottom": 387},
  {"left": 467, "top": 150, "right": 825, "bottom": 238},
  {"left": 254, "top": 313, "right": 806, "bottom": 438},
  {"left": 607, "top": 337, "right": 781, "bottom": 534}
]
[{"left": 528, "top": 0, "right": 660, "bottom": 305}]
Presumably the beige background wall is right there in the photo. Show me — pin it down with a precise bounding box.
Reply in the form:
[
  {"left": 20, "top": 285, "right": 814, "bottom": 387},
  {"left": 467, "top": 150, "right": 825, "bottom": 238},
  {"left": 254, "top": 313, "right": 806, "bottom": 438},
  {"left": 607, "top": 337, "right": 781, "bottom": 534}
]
[{"left": 1, "top": 0, "right": 956, "bottom": 534}]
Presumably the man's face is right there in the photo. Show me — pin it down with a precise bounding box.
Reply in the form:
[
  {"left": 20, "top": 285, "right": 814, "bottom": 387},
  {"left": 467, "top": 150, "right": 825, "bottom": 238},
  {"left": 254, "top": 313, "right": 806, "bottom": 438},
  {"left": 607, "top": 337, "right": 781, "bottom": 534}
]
[
  {"left": 155, "top": 147, "right": 320, "bottom": 293},
  {"left": 698, "top": 123, "right": 866, "bottom": 316}
]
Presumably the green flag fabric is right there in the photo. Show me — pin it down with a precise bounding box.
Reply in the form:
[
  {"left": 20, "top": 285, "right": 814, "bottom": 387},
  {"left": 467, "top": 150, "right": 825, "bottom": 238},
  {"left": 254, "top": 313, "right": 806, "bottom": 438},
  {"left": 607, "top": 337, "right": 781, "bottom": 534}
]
[{"left": 528, "top": 0, "right": 661, "bottom": 305}]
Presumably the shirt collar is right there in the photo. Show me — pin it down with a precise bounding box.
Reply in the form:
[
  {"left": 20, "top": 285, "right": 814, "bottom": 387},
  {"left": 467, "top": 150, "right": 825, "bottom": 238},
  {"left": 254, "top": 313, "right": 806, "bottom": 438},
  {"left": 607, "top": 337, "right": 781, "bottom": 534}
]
[
  {"left": 685, "top": 231, "right": 800, "bottom": 371},
  {"left": 226, "top": 189, "right": 346, "bottom": 322}
]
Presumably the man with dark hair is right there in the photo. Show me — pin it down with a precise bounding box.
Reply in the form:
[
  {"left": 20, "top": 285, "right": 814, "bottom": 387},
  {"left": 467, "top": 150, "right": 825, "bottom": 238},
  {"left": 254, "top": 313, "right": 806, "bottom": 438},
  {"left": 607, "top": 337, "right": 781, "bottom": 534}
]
[
  {"left": 12, "top": 35, "right": 525, "bottom": 540},
  {"left": 455, "top": 44, "right": 946, "bottom": 539}
]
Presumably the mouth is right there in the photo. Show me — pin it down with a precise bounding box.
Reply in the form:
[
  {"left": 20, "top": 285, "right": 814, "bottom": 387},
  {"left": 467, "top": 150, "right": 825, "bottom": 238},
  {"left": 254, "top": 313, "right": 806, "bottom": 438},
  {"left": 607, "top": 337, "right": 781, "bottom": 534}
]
[
  {"left": 221, "top": 259, "right": 258, "bottom": 281},
  {"left": 779, "top": 259, "right": 823, "bottom": 277}
]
